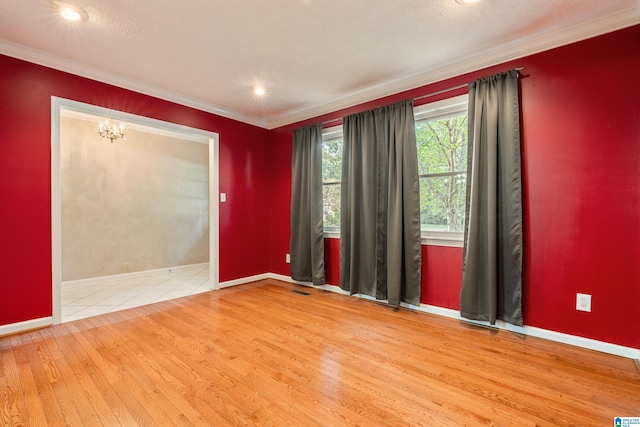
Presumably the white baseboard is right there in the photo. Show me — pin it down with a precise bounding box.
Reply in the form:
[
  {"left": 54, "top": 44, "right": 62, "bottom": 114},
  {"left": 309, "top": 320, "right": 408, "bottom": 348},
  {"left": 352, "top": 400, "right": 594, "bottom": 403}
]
[
  {"left": 62, "top": 262, "right": 210, "bottom": 288},
  {"left": 3, "top": 271, "right": 637, "bottom": 360},
  {"left": 266, "top": 273, "right": 640, "bottom": 360},
  {"left": 408, "top": 304, "right": 640, "bottom": 360},
  {"left": 0, "top": 317, "right": 52, "bottom": 337},
  {"left": 218, "top": 273, "right": 271, "bottom": 289}
]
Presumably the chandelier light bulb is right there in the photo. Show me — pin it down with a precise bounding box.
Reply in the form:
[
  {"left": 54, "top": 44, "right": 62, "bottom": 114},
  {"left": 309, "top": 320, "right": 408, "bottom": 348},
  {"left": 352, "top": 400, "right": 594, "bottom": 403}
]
[{"left": 98, "top": 118, "right": 126, "bottom": 142}]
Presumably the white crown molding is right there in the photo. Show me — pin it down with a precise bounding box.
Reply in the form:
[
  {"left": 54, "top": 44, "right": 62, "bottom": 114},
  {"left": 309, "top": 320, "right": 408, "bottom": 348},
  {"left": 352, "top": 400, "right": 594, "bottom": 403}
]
[
  {"left": 1, "top": 1, "right": 638, "bottom": 131},
  {"left": 0, "top": 40, "right": 270, "bottom": 129},
  {"left": 266, "top": 3, "right": 640, "bottom": 129}
]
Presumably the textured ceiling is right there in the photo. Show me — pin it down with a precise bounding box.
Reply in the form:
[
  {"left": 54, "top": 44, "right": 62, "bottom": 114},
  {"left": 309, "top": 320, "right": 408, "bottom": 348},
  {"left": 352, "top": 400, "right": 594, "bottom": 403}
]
[{"left": 0, "top": 0, "right": 638, "bottom": 128}]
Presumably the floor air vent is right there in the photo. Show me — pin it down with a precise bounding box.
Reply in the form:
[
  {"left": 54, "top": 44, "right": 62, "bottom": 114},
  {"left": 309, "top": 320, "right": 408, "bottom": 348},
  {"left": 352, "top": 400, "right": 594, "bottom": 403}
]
[{"left": 290, "top": 289, "right": 311, "bottom": 296}]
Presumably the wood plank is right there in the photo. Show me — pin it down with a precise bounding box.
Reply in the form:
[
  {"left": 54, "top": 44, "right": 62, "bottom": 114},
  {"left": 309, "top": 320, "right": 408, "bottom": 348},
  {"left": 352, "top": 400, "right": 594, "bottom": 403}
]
[
  {"left": 38, "top": 326, "right": 131, "bottom": 427},
  {"left": 0, "top": 279, "right": 638, "bottom": 426},
  {"left": 14, "top": 331, "right": 67, "bottom": 425},
  {"left": 1, "top": 350, "right": 29, "bottom": 426},
  {"left": 11, "top": 332, "right": 51, "bottom": 426},
  {"left": 20, "top": 329, "right": 87, "bottom": 426},
  {"left": 55, "top": 320, "right": 158, "bottom": 426},
  {"left": 90, "top": 312, "right": 230, "bottom": 426}
]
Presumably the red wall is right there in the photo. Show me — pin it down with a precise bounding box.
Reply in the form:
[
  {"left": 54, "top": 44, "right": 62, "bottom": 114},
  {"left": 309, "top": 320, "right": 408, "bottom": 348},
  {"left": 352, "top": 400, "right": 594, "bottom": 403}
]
[
  {"left": 0, "top": 55, "right": 271, "bottom": 326},
  {"left": 268, "top": 25, "right": 640, "bottom": 349},
  {"left": 2, "top": 26, "right": 638, "bottom": 349}
]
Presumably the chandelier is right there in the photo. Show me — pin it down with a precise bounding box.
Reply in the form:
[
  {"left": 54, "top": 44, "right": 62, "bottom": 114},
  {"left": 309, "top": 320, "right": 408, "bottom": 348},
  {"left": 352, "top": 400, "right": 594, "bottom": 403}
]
[{"left": 98, "top": 118, "right": 126, "bottom": 142}]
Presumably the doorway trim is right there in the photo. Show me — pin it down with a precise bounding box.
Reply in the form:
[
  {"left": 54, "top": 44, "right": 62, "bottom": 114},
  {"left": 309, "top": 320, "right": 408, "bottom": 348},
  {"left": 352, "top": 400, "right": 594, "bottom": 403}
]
[{"left": 51, "top": 97, "right": 220, "bottom": 325}]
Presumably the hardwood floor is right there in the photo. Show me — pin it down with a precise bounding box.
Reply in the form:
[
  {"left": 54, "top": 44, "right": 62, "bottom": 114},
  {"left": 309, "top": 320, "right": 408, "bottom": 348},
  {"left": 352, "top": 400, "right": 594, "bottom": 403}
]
[{"left": 1, "top": 279, "right": 639, "bottom": 426}]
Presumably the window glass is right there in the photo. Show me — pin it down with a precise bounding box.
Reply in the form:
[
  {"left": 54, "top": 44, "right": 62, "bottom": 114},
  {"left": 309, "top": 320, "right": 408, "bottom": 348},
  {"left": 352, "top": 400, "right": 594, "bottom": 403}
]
[
  {"left": 415, "top": 95, "right": 468, "bottom": 234},
  {"left": 318, "top": 95, "right": 468, "bottom": 243},
  {"left": 322, "top": 126, "right": 343, "bottom": 230}
]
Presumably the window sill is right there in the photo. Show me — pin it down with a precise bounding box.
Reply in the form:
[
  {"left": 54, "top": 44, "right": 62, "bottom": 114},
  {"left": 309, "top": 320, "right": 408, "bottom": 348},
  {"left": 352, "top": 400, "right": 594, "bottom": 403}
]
[
  {"left": 323, "top": 230, "right": 340, "bottom": 239},
  {"left": 421, "top": 232, "right": 464, "bottom": 248}
]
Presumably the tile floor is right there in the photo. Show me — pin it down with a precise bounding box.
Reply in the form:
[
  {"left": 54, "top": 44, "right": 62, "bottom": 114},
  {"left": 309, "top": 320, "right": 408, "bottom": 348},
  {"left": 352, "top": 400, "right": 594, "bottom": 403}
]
[{"left": 61, "top": 265, "right": 211, "bottom": 323}]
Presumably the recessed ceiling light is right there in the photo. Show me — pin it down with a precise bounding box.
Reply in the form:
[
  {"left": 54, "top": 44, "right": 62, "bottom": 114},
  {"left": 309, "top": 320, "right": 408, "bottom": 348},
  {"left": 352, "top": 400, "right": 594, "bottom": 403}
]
[
  {"left": 52, "top": 1, "right": 88, "bottom": 21},
  {"left": 253, "top": 86, "right": 266, "bottom": 96},
  {"left": 456, "top": 0, "right": 479, "bottom": 4},
  {"left": 60, "top": 8, "right": 81, "bottom": 20}
]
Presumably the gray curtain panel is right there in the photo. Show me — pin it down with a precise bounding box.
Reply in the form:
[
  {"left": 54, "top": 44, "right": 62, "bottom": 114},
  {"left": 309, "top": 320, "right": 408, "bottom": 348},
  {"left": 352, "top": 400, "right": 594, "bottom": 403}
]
[
  {"left": 290, "top": 123, "right": 325, "bottom": 285},
  {"left": 340, "top": 100, "right": 422, "bottom": 306},
  {"left": 460, "top": 70, "right": 523, "bottom": 326}
]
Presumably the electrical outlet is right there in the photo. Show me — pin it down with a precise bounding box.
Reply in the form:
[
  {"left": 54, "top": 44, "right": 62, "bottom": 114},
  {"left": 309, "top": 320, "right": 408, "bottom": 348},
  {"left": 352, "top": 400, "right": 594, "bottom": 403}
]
[
  {"left": 576, "top": 293, "right": 591, "bottom": 312},
  {"left": 286, "top": 253, "right": 290, "bottom": 264},
  {"left": 220, "top": 193, "right": 226, "bottom": 202}
]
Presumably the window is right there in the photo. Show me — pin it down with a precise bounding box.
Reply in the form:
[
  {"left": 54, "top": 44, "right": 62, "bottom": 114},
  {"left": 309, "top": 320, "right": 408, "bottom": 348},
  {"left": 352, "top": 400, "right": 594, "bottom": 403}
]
[
  {"left": 414, "top": 94, "right": 468, "bottom": 247},
  {"left": 319, "top": 96, "right": 468, "bottom": 245},
  {"left": 322, "top": 125, "right": 343, "bottom": 236}
]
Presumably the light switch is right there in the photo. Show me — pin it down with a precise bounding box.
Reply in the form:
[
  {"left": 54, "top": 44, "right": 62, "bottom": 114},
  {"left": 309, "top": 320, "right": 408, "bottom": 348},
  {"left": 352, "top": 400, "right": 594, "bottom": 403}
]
[{"left": 220, "top": 193, "right": 226, "bottom": 202}]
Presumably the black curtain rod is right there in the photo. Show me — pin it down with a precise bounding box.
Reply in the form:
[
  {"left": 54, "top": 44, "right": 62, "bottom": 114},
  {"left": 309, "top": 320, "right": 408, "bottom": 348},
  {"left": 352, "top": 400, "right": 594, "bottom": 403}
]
[
  {"left": 413, "top": 83, "right": 468, "bottom": 102},
  {"left": 322, "top": 67, "right": 524, "bottom": 126},
  {"left": 413, "top": 67, "right": 525, "bottom": 102}
]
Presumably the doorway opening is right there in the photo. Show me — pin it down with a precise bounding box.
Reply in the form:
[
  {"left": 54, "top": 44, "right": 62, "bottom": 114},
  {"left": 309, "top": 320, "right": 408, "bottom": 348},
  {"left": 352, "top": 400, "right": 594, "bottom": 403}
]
[{"left": 51, "top": 97, "right": 220, "bottom": 324}]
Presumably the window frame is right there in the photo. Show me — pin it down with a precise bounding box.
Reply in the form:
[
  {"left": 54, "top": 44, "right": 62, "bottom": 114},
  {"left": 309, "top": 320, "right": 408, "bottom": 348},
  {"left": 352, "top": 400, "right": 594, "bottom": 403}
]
[
  {"left": 318, "top": 94, "right": 469, "bottom": 247},
  {"left": 322, "top": 124, "right": 343, "bottom": 238},
  {"left": 414, "top": 94, "right": 469, "bottom": 248}
]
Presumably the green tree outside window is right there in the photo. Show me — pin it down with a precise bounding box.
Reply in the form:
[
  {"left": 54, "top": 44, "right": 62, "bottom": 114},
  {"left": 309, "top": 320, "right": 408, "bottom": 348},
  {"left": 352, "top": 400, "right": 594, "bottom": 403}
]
[
  {"left": 416, "top": 114, "right": 468, "bottom": 232},
  {"left": 322, "top": 134, "right": 343, "bottom": 229}
]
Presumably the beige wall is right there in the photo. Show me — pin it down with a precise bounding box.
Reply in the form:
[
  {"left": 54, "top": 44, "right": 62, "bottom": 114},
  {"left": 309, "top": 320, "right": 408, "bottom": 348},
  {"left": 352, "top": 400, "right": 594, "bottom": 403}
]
[{"left": 61, "top": 116, "right": 209, "bottom": 281}]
